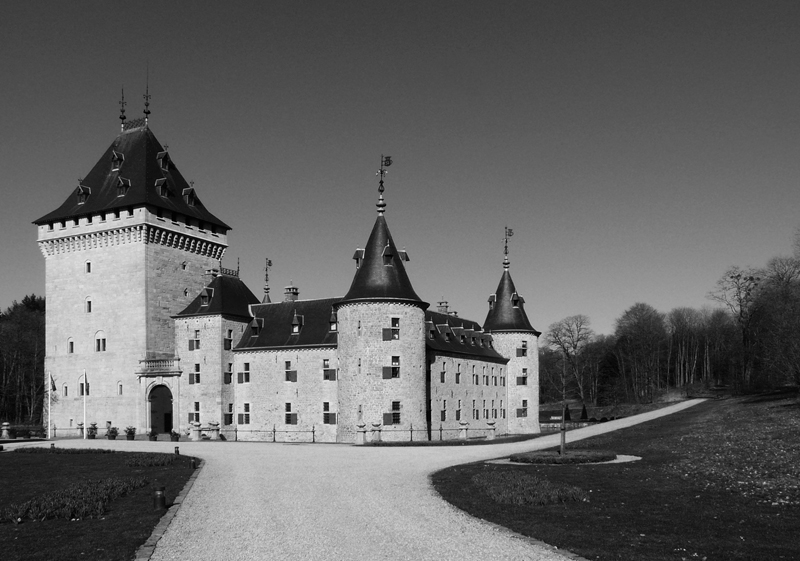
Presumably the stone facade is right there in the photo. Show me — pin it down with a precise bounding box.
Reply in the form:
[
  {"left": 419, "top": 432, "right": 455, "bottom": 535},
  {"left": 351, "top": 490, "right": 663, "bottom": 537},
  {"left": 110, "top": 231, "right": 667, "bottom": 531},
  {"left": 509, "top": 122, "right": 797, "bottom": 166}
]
[{"left": 38, "top": 120, "right": 541, "bottom": 442}]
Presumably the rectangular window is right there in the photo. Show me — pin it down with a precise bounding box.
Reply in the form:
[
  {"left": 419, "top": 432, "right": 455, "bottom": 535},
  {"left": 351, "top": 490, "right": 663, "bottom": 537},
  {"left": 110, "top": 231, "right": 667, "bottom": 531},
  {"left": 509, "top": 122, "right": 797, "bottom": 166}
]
[
  {"left": 440, "top": 371, "right": 446, "bottom": 384},
  {"left": 440, "top": 409, "right": 447, "bottom": 422},
  {"left": 189, "top": 363, "right": 200, "bottom": 384},
  {"left": 285, "top": 403, "right": 297, "bottom": 425},
  {"left": 188, "top": 402, "right": 200, "bottom": 423},
  {"left": 382, "top": 356, "right": 401, "bottom": 379},
  {"left": 517, "top": 399, "right": 528, "bottom": 418},
  {"left": 224, "top": 413, "right": 233, "bottom": 425},
  {"left": 384, "top": 402, "right": 401, "bottom": 425},
  {"left": 238, "top": 403, "right": 251, "bottom": 425},
  {"left": 323, "top": 402, "right": 337, "bottom": 424},
  {"left": 382, "top": 318, "right": 400, "bottom": 340},
  {"left": 285, "top": 361, "right": 297, "bottom": 382},
  {"left": 224, "top": 329, "right": 233, "bottom": 350},
  {"left": 237, "top": 362, "right": 250, "bottom": 384},
  {"left": 517, "top": 340, "right": 528, "bottom": 357}
]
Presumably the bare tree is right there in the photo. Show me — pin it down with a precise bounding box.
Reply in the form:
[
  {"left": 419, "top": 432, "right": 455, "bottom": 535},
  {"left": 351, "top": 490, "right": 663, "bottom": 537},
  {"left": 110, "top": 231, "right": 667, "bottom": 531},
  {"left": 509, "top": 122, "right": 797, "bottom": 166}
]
[{"left": 546, "top": 315, "right": 594, "bottom": 403}]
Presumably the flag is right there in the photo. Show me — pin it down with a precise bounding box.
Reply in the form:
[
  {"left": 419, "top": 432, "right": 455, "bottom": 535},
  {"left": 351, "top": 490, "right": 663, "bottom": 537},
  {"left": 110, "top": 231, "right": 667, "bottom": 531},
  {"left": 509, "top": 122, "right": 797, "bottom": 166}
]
[
  {"left": 507, "top": 228, "right": 514, "bottom": 237},
  {"left": 50, "top": 374, "right": 56, "bottom": 392},
  {"left": 383, "top": 156, "right": 392, "bottom": 167}
]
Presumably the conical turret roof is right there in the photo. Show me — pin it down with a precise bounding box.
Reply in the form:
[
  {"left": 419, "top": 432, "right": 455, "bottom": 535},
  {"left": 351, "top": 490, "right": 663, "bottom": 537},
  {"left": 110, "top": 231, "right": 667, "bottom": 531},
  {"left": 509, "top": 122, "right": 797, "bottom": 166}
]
[
  {"left": 484, "top": 268, "right": 539, "bottom": 334},
  {"left": 34, "top": 123, "right": 230, "bottom": 231},
  {"left": 340, "top": 214, "right": 425, "bottom": 306}
]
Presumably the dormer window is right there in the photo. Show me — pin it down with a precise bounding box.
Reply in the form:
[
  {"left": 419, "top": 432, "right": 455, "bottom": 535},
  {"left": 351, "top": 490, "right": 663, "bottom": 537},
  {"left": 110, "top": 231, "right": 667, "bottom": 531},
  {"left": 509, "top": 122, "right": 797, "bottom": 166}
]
[
  {"left": 352, "top": 248, "right": 365, "bottom": 270},
  {"left": 183, "top": 187, "right": 196, "bottom": 206},
  {"left": 156, "top": 151, "right": 171, "bottom": 172},
  {"left": 329, "top": 311, "right": 338, "bottom": 332},
  {"left": 291, "top": 312, "right": 304, "bottom": 334},
  {"left": 249, "top": 318, "right": 262, "bottom": 336},
  {"left": 199, "top": 288, "right": 213, "bottom": 306},
  {"left": 155, "top": 178, "right": 169, "bottom": 198},
  {"left": 117, "top": 177, "right": 131, "bottom": 197},
  {"left": 511, "top": 292, "right": 524, "bottom": 308},
  {"left": 488, "top": 294, "right": 496, "bottom": 310},
  {"left": 111, "top": 150, "right": 124, "bottom": 171},
  {"left": 382, "top": 244, "right": 394, "bottom": 266},
  {"left": 398, "top": 248, "right": 410, "bottom": 262},
  {"left": 76, "top": 185, "right": 91, "bottom": 205}
]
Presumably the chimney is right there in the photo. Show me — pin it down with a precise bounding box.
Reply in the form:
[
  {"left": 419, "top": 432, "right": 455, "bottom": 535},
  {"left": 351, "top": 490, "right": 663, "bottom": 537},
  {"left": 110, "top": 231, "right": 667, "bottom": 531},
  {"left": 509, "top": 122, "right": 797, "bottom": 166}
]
[
  {"left": 284, "top": 283, "right": 299, "bottom": 302},
  {"left": 437, "top": 300, "right": 449, "bottom": 314}
]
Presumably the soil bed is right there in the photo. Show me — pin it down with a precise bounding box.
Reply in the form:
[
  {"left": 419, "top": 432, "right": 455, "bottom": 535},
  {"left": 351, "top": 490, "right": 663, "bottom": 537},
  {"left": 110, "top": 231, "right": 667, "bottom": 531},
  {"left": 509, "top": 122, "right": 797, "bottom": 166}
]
[{"left": 0, "top": 448, "right": 197, "bottom": 561}]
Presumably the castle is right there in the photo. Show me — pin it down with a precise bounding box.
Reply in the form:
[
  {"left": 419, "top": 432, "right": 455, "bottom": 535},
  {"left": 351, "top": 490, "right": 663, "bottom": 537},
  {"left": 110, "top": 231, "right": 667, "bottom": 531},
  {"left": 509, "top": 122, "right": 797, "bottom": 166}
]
[{"left": 35, "top": 113, "right": 540, "bottom": 443}]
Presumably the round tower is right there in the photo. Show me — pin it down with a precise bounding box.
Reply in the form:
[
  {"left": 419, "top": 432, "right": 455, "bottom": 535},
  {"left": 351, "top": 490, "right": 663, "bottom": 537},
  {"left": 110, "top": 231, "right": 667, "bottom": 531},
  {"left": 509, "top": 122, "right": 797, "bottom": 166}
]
[
  {"left": 335, "top": 170, "right": 428, "bottom": 442},
  {"left": 483, "top": 244, "right": 541, "bottom": 434}
]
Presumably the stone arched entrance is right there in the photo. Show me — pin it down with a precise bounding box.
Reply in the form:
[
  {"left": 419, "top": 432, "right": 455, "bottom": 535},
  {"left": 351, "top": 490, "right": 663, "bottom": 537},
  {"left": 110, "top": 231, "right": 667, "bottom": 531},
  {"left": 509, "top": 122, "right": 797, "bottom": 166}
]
[{"left": 149, "top": 385, "right": 173, "bottom": 434}]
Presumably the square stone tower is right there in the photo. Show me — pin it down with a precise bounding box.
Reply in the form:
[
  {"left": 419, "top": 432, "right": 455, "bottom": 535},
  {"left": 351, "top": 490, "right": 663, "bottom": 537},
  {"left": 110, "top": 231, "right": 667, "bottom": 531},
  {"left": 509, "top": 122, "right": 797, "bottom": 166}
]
[{"left": 35, "top": 118, "right": 229, "bottom": 435}]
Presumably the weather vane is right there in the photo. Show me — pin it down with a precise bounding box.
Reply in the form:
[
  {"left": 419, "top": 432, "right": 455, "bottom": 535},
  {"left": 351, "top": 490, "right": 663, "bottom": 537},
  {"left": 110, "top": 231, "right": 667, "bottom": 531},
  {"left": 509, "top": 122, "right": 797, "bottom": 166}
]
[
  {"left": 503, "top": 226, "right": 514, "bottom": 269},
  {"left": 119, "top": 88, "right": 126, "bottom": 131},
  {"left": 143, "top": 65, "right": 151, "bottom": 123},
  {"left": 263, "top": 258, "right": 273, "bottom": 303},
  {"left": 376, "top": 155, "right": 392, "bottom": 214}
]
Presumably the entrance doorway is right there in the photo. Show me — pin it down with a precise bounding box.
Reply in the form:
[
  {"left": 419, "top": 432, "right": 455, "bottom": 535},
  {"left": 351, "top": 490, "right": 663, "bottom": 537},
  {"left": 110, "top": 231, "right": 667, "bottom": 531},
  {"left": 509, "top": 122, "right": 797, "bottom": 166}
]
[{"left": 149, "top": 385, "right": 173, "bottom": 434}]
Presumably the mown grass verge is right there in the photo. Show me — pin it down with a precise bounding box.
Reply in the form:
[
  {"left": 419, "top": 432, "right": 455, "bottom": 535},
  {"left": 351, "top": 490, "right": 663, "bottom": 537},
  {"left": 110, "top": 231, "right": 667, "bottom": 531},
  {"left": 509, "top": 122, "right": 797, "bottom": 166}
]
[
  {"left": 0, "top": 448, "right": 197, "bottom": 561},
  {"left": 509, "top": 449, "right": 617, "bottom": 464},
  {"left": 432, "top": 389, "right": 800, "bottom": 561}
]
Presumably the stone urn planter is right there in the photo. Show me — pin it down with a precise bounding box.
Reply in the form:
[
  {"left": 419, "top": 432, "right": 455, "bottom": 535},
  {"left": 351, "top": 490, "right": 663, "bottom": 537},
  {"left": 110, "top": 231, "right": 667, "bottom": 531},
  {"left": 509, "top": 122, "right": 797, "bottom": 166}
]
[
  {"left": 126, "top": 434, "right": 135, "bottom": 441},
  {"left": 148, "top": 432, "right": 158, "bottom": 441},
  {"left": 107, "top": 434, "right": 117, "bottom": 440},
  {"left": 87, "top": 434, "right": 96, "bottom": 439}
]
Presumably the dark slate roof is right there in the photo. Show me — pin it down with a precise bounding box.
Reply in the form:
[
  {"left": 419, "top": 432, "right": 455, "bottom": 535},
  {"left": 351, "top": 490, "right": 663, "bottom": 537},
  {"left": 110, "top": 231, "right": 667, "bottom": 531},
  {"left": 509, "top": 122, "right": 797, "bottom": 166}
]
[
  {"left": 236, "top": 298, "right": 341, "bottom": 349},
  {"left": 425, "top": 311, "right": 508, "bottom": 364},
  {"left": 340, "top": 215, "right": 426, "bottom": 306},
  {"left": 175, "top": 274, "right": 260, "bottom": 320},
  {"left": 34, "top": 124, "right": 230, "bottom": 230},
  {"left": 483, "top": 269, "right": 540, "bottom": 334}
]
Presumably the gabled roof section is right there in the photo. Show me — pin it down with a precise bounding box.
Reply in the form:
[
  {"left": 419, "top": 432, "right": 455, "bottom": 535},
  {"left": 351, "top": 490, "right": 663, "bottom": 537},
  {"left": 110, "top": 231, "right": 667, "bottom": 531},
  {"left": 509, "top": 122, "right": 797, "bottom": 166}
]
[
  {"left": 483, "top": 269, "right": 540, "bottom": 334},
  {"left": 425, "top": 310, "right": 507, "bottom": 363},
  {"left": 237, "top": 298, "right": 341, "bottom": 349},
  {"left": 175, "top": 274, "right": 259, "bottom": 319},
  {"left": 340, "top": 215, "right": 425, "bottom": 306},
  {"left": 34, "top": 125, "right": 230, "bottom": 230}
]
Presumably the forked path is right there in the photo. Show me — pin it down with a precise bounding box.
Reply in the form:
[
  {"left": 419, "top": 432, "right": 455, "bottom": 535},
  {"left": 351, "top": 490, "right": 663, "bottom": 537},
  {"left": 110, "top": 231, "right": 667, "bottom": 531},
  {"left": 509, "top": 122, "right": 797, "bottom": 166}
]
[{"left": 24, "top": 400, "right": 705, "bottom": 560}]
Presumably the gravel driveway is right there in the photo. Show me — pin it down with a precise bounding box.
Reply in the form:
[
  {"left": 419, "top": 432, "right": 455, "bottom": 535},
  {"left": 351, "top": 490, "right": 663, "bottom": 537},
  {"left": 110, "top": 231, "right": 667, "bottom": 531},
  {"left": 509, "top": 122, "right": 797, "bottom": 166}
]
[{"left": 11, "top": 399, "right": 704, "bottom": 561}]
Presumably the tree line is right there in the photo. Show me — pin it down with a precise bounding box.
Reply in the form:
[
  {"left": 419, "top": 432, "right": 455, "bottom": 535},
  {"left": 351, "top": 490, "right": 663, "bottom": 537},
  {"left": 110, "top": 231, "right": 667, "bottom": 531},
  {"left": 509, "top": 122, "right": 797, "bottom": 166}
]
[
  {"left": 540, "top": 234, "right": 800, "bottom": 405},
  {"left": 0, "top": 295, "right": 45, "bottom": 424}
]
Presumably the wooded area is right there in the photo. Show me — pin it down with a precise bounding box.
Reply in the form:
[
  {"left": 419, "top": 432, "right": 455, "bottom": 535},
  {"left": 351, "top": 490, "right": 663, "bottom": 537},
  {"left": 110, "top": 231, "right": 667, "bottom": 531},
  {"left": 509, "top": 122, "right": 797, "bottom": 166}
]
[
  {"left": 541, "top": 236, "right": 800, "bottom": 405},
  {"left": 0, "top": 295, "right": 45, "bottom": 425}
]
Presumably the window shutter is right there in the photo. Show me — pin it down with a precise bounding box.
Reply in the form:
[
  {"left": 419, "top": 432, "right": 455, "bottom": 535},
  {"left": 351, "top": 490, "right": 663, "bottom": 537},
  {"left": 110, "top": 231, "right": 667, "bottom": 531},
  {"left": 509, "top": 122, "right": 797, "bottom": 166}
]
[
  {"left": 188, "top": 413, "right": 193, "bottom": 423},
  {"left": 516, "top": 377, "right": 527, "bottom": 385},
  {"left": 189, "top": 340, "right": 195, "bottom": 351},
  {"left": 224, "top": 340, "right": 232, "bottom": 350},
  {"left": 290, "top": 413, "right": 298, "bottom": 425},
  {"left": 382, "top": 366, "right": 393, "bottom": 379},
  {"left": 237, "top": 413, "right": 243, "bottom": 424},
  {"left": 382, "top": 328, "right": 393, "bottom": 341},
  {"left": 517, "top": 408, "right": 527, "bottom": 418},
  {"left": 383, "top": 413, "right": 394, "bottom": 425},
  {"left": 330, "top": 413, "right": 336, "bottom": 425},
  {"left": 237, "top": 372, "right": 243, "bottom": 383},
  {"left": 189, "top": 375, "right": 194, "bottom": 385},
  {"left": 516, "top": 348, "right": 524, "bottom": 357},
  {"left": 224, "top": 372, "right": 232, "bottom": 384}
]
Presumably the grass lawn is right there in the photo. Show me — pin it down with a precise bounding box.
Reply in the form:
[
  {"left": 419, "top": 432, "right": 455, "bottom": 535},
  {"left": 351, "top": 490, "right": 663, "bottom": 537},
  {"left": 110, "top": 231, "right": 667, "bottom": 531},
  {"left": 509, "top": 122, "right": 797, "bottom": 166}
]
[
  {"left": 432, "top": 389, "right": 800, "bottom": 561},
  {"left": 0, "top": 448, "right": 197, "bottom": 561}
]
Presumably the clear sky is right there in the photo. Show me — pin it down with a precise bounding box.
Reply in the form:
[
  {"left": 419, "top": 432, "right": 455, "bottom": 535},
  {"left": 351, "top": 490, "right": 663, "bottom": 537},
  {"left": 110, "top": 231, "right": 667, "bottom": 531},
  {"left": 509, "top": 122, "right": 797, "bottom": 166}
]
[{"left": 2, "top": 1, "right": 799, "bottom": 335}]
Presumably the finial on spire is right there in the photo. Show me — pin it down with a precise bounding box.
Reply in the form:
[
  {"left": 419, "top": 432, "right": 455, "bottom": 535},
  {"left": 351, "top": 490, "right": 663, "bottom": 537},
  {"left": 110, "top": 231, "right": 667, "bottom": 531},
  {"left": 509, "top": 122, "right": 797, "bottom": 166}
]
[
  {"left": 263, "top": 258, "right": 273, "bottom": 303},
  {"left": 119, "top": 88, "right": 127, "bottom": 132},
  {"left": 143, "top": 65, "right": 151, "bottom": 123},
  {"left": 503, "top": 226, "right": 514, "bottom": 270},
  {"left": 376, "top": 155, "right": 392, "bottom": 214}
]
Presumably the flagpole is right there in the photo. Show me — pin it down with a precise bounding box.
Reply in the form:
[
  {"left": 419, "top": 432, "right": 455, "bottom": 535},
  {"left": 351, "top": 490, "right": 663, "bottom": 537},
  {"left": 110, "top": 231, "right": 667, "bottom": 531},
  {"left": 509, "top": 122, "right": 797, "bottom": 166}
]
[{"left": 83, "top": 369, "right": 87, "bottom": 440}]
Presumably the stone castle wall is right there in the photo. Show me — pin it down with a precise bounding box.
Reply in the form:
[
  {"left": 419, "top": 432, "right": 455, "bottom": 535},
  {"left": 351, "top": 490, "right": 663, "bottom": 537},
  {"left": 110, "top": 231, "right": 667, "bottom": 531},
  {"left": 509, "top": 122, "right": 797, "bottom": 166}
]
[{"left": 489, "top": 332, "right": 541, "bottom": 434}]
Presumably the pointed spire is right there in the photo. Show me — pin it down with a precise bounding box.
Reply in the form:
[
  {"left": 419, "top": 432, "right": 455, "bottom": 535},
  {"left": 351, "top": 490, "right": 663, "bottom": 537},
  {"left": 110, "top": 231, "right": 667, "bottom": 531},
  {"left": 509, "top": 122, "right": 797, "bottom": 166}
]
[
  {"left": 484, "top": 228, "right": 538, "bottom": 334},
  {"left": 119, "top": 88, "right": 127, "bottom": 132},
  {"left": 262, "top": 258, "right": 273, "bottom": 303}
]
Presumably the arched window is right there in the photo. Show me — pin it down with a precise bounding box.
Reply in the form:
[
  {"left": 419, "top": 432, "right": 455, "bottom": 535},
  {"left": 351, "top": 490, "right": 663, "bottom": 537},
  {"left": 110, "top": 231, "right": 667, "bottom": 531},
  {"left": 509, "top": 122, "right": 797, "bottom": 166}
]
[
  {"left": 85, "top": 297, "right": 92, "bottom": 313},
  {"left": 95, "top": 331, "right": 106, "bottom": 352},
  {"left": 67, "top": 337, "right": 74, "bottom": 354},
  {"left": 79, "top": 374, "right": 89, "bottom": 396},
  {"left": 63, "top": 384, "right": 68, "bottom": 397},
  {"left": 118, "top": 382, "right": 123, "bottom": 396}
]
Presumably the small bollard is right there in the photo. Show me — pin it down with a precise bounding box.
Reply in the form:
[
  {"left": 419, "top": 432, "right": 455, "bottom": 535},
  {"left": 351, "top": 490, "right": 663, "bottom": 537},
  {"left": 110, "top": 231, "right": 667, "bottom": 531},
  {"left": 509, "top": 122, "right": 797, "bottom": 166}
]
[
  {"left": 174, "top": 446, "right": 180, "bottom": 455},
  {"left": 190, "top": 458, "right": 197, "bottom": 469},
  {"left": 51, "top": 443, "right": 55, "bottom": 451},
  {"left": 153, "top": 487, "right": 166, "bottom": 510}
]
